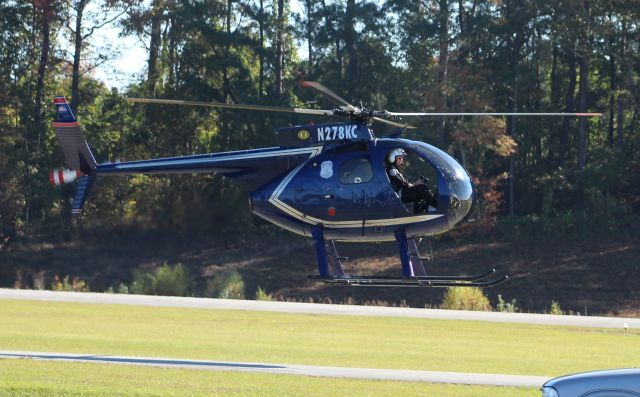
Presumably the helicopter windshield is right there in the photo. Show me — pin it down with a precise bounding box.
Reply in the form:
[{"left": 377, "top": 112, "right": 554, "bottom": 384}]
[{"left": 405, "top": 142, "right": 474, "bottom": 225}]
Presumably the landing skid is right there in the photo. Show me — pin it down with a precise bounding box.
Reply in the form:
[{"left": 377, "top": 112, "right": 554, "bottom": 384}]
[
  {"left": 309, "top": 227, "right": 508, "bottom": 288},
  {"left": 308, "top": 271, "right": 508, "bottom": 288}
]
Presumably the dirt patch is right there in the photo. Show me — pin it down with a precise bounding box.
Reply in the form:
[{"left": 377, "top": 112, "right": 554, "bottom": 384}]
[{"left": 2, "top": 233, "right": 639, "bottom": 316}]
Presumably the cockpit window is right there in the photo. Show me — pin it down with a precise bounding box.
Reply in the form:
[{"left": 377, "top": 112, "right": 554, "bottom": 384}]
[
  {"left": 340, "top": 157, "right": 373, "bottom": 184},
  {"left": 393, "top": 149, "right": 438, "bottom": 191}
]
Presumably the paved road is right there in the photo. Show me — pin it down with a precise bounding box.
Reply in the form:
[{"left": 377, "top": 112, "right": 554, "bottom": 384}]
[
  {"left": 1, "top": 288, "right": 638, "bottom": 329},
  {"left": 0, "top": 350, "right": 551, "bottom": 387}
]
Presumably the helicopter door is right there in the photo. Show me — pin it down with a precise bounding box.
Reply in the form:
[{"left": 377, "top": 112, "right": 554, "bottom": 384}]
[
  {"left": 326, "top": 155, "right": 375, "bottom": 222},
  {"left": 274, "top": 151, "right": 375, "bottom": 225},
  {"left": 388, "top": 149, "right": 438, "bottom": 214}
]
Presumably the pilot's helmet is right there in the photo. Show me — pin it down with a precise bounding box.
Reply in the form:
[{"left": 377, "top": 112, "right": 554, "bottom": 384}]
[{"left": 388, "top": 148, "right": 407, "bottom": 163}]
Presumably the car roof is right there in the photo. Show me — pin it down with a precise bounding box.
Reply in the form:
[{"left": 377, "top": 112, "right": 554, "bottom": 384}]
[{"left": 544, "top": 368, "right": 640, "bottom": 392}]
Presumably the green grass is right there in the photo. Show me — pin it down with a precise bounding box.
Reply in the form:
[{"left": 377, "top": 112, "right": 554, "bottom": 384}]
[
  {"left": 0, "top": 360, "right": 537, "bottom": 397},
  {"left": 0, "top": 299, "right": 637, "bottom": 378}
]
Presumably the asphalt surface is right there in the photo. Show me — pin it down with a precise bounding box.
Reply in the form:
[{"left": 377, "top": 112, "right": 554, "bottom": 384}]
[
  {"left": 1, "top": 288, "right": 638, "bottom": 329},
  {"left": 0, "top": 350, "right": 551, "bottom": 387}
]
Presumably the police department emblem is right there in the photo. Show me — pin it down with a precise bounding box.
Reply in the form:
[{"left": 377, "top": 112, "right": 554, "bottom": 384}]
[
  {"left": 297, "top": 129, "right": 310, "bottom": 140},
  {"left": 320, "top": 161, "right": 333, "bottom": 179}
]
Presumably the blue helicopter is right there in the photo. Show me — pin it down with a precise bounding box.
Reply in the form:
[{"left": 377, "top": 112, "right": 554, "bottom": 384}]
[{"left": 50, "top": 82, "right": 600, "bottom": 287}]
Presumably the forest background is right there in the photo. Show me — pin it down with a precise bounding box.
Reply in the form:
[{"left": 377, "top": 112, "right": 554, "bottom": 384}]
[{"left": 0, "top": 0, "right": 639, "bottom": 312}]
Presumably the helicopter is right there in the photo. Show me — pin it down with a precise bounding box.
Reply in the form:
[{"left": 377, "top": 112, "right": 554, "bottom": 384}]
[{"left": 50, "top": 82, "right": 601, "bottom": 288}]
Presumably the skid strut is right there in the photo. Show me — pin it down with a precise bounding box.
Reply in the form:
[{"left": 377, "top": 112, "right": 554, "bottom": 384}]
[{"left": 309, "top": 228, "right": 508, "bottom": 288}]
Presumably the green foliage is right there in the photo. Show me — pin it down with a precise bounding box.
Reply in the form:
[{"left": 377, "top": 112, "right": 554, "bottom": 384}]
[
  {"left": 0, "top": 0, "right": 638, "bottom": 259},
  {"left": 440, "top": 287, "right": 492, "bottom": 312},
  {"left": 205, "top": 270, "right": 245, "bottom": 299},
  {"left": 255, "top": 286, "right": 274, "bottom": 301},
  {"left": 130, "top": 263, "right": 190, "bottom": 297},
  {"left": 496, "top": 295, "right": 519, "bottom": 313},
  {"left": 105, "top": 283, "right": 130, "bottom": 294}
]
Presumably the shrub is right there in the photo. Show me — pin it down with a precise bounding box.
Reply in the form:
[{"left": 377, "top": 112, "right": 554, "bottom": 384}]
[
  {"left": 130, "top": 263, "right": 190, "bottom": 297},
  {"left": 496, "top": 294, "right": 519, "bottom": 313},
  {"left": 153, "top": 263, "right": 190, "bottom": 296},
  {"left": 549, "top": 300, "right": 565, "bottom": 315},
  {"left": 440, "top": 287, "right": 491, "bottom": 311},
  {"left": 255, "top": 286, "right": 273, "bottom": 301},
  {"left": 116, "top": 283, "right": 130, "bottom": 294},
  {"left": 206, "top": 270, "right": 245, "bottom": 299},
  {"left": 130, "top": 270, "right": 154, "bottom": 295},
  {"left": 51, "top": 275, "right": 90, "bottom": 292},
  {"left": 106, "top": 283, "right": 130, "bottom": 294}
]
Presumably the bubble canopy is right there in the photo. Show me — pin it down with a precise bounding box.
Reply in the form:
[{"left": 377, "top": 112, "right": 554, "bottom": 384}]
[{"left": 405, "top": 141, "right": 474, "bottom": 226}]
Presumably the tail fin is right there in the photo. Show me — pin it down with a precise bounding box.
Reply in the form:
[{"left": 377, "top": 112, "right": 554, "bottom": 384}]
[
  {"left": 51, "top": 96, "right": 98, "bottom": 214},
  {"left": 71, "top": 175, "right": 96, "bottom": 214},
  {"left": 52, "top": 97, "right": 97, "bottom": 173}
]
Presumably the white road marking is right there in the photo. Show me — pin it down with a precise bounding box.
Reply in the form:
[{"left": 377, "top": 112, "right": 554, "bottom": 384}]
[{"left": 0, "top": 350, "right": 551, "bottom": 387}]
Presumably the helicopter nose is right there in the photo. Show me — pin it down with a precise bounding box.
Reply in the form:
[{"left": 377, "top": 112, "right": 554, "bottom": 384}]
[{"left": 447, "top": 174, "right": 474, "bottom": 227}]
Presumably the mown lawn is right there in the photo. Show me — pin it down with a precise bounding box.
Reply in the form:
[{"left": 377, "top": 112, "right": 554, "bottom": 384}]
[
  {"left": 0, "top": 360, "right": 538, "bottom": 397},
  {"left": 0, "top": 299, "right": 637, "bottom": 377}
]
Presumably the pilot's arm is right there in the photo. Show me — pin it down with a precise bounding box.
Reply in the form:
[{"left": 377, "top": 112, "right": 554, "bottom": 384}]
[{"left": 387, "top": 167, "right": 411, "bottom": 192}]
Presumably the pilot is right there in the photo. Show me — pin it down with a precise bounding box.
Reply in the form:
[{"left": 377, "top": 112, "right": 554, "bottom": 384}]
[{"left": 386, "top": 148, "right": 437, "bottom": 212}]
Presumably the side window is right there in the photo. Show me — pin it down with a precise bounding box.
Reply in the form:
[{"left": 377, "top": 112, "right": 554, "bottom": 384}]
[{"left": 340, "top": 157, "right": 373, "bottom": 184}]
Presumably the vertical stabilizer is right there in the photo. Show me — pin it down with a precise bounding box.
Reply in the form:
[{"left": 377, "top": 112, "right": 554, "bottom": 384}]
[{"left": 52, "top": 97, "right": 97, "bottom": 174}]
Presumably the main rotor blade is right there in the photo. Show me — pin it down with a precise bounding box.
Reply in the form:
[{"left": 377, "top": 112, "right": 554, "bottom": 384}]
[
  {"left": 126, "top": 98, "right": 334, "bottom": 116},
  {"left": 372, "top": 116, "right": 416, "bottom": 129},
  {"left": 386, "top": 111, "right": 603, "bottom": 117},
  {"left": 299, "top": 81, "right": 360, "bottom": 113}
]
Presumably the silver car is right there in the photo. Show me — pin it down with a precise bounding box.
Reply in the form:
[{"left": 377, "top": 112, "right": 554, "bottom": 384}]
[{"left": 542, "top": 368, "right": 640, "bottom": 397}]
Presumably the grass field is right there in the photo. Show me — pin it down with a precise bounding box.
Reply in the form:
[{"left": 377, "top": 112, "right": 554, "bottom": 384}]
[
  {"left": 0, "top": 298, "right": 638, "bottom": 396},
  {"left": 0, "top": 360, "right": 537, "bottom": 397}
]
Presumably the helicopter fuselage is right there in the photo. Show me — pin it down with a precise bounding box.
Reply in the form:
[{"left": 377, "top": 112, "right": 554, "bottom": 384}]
[{"left": 249, "top": 125, "right": 474, "bottom": 242}]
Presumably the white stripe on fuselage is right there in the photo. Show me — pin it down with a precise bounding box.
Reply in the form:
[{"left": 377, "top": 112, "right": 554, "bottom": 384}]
[{"left": 114, "top": 147, "right": 323, "bottom": 170}]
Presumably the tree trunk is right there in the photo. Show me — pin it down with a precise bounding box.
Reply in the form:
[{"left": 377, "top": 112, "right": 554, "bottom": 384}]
[
  {"left": 438, "top": 0, "right": 449, "bottom": 147},
  {"left": 617, "top": 94, "right": 624, "bottom": 149},
  {"left": 71, "top": 0, "right": 88, "bottom": 114},
  {"left": 223, "top": 0, "right": 231, "bottom": 101},
  {"left": 258, "top": 0, "right": 264, "bottom": 98},
  {"left": 559, "top": 50, "right": 576, "bottom": 166},
  {"left": 607, "top": 35, "right": 615, "bottom": 147},
  {"left": 576, "top": 54, "right": 589, "bottom": 211},
  {"left": 34, "top": 1, "right": 51, "bottom": 150},
  {"left": 507, "top": 84, "right": 518, "bottom": 216},
  {"left": 345, "top": 0, "right": 357, "bottom": 96},
  {"left": 167, "top": 13, "right": 177, "bottom": 91},
  {"left": 147, "top": 0, "right": 163, "bottom": 99},
  {"left": 550, "top": 44, "right": 560, "bottom": 104},
  {"left": 547, "top": 43, "right": 559, "bottom": 163},
  {"left": 577, "top": 54, "right": 588, "bottom": 172},
  {"left": 305, "top": 0, "right": 312, "bottom": 77},
  {"left": 274, "top": 0, "right": 284, "bottom": 96},
  {"left": 30, "top": 0, "right": 54, "bottom": 234},
  {"left": 616, "top": 20, "right": 628, "bottom": 149}
]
